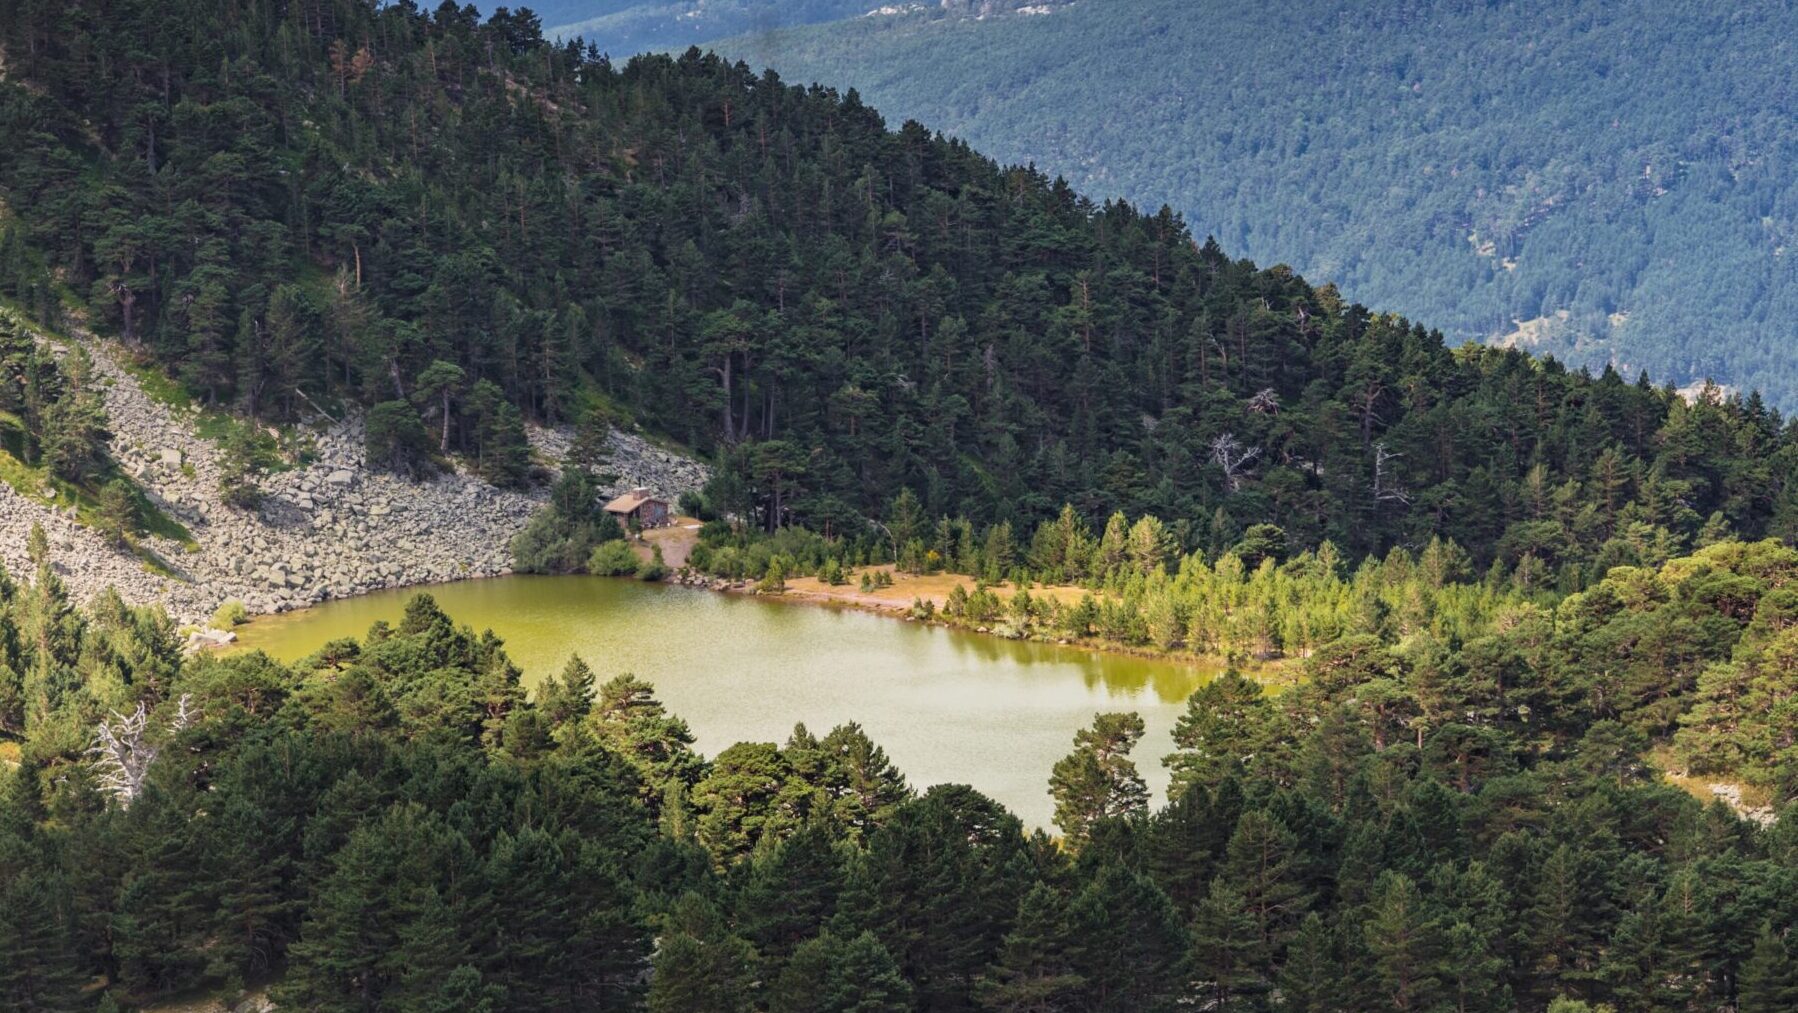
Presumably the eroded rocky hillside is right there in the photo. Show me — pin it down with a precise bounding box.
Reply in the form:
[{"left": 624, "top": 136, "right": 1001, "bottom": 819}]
[{"left": 0, "top": 330, "right": 707, "bottom": 628}]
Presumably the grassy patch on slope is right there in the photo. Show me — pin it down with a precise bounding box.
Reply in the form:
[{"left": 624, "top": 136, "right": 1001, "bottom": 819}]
[{"left": 0, "top": 412, "right": 196, "bottom": 576}]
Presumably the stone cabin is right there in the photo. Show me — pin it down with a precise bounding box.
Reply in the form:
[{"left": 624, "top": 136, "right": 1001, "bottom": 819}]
[{"left": 603, "top": 487, "right": 670, "bottom": 529}]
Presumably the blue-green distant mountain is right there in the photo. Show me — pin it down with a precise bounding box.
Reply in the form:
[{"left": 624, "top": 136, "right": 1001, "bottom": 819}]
[
  {"left": 702, "top": 0, "right": 1798, "bottom": 404},
  {"left": 536, "top": 0, "right": 869, "bottom": 52}
]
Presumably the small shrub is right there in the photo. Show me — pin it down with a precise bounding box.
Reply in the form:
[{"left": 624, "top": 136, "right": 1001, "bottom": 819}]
[
  {"left": 944, "top": 585, "right": 969, "bottom": 618},
  {"left": 820, "top": 558, "right": 846, "bottom": 585},
  {"left": 366, "top": 400, "right": 437, "bottom": 477},
  {"left": 210, "top": 599, "right": 249, "bottom": 629},
  {"left": 758, "top": 557, "right": 787, "bottom": 594},
  {"left": 588, "top": 539, "right": 641, "bottom": 576},
  {"left": 636, "top": 544, "right": 668, "bottom": 581},
  {"left": 219, "top": 426, "right": 277, "bottom": 509},
  {"left": 678, "top": 490, "right": 709, "bottom": 520},
  {"left": 96, "top": 479, "right": 138, "bottom": 547}
]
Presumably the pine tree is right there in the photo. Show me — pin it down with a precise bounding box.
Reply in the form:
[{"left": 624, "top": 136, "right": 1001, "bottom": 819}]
[
  {"left": 1275, "top": 913, "right": 1339, "bottom": 1013},
  {"left": 855, "top": 785, "right": 1032, "bottom": 1010},
  {"left": 1049, "top": 712, "right": 1149, "bottom": 848},
  {"left": 96, "top": 479, "right": 138, "bottom": 547},
  {"left": 647, "top": 894, "right": 758, "bottom": 1013},
  {"left": 768, "top": 931, "right": 913, "bottom": 1013},
  {"left": 536, "top": 654, "right": 596, "bottom": 732},
  {"left": 737, "top": 824, "right": 845, "bottom": 962},
  {"left": 1219, "top": 809, "right": 1313, "bottom": 966},
  {"left": 0, "top": 872, "right": 87, "bottom": 1013},
  {"left": 591, "top": 673, "right": 704, "bottom": 801},
  {"left": 817, "top": 722, "right": 911, "bottom": 840},
  {"left": 1190, "top": 880, "right": 1263, "bottom": 1010},
  {"left": 1437, "top": 920, "right": 1507, "bottom": 1013},
  {"left": 1065, "top": 865, "right": 1188, "bottom": 1012},
  {"left": 1363, "top": 871, "right": 1444, "bottom": 1012},
  {"left": 1164, "top": 669, "right": 1276, "bottom": 797},
  {"left": 1739, "top": 921, "right": 1798, "bottom": 1013},
  {"left": 975, "top": 883, "right": 1085, "bottom": 1012}
]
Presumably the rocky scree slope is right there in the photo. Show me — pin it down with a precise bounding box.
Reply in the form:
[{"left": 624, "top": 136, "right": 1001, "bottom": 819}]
[{"left": 0, "top": 333, "right": 708, "bottom": 628}]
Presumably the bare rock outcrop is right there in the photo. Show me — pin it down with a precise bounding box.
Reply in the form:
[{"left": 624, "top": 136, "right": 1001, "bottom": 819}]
[{"left": 0, "top": 332, "right": 708, "bottom": 626}]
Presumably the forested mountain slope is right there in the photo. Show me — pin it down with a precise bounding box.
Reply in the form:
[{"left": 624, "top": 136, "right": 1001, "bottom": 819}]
[
  {"left": 706, "top": 0, "right": 1798, "bottom": 405},
  {"left": 537, "top": 0, "right": 869, "bottom": 54},
  {"left": 1, "top": 0, "right": 1795, "bottom": 576}
]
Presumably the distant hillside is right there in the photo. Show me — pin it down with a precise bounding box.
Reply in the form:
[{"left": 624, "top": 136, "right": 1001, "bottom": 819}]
[
  {"left": 708, "top": 0, "right": 1798, "bottom": 405},
  {"left": 538, "top": 1, "right": 1070, "bottom": 55},
  {"left": 539, "top": 0, "right": 868, "bottom": 52}
]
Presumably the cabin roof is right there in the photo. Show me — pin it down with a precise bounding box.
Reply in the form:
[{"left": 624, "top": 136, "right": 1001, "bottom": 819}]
[{"left": 603, "top": 492, "right": 660, "bottom": 514}]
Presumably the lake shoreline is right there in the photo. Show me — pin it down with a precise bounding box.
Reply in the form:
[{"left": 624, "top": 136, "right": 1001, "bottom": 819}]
[
  {"left": 229, "top": 560, "right": 1293, "bottom": 686},
  {"left": 667, "top": 564, "right": 1296, "bottom": 682},
  {"left": 228, "top": 573, "right": 1224, "bottom": 826}
]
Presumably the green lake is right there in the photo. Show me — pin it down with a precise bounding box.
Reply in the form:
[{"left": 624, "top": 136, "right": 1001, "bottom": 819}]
[{"left": 233, "top": 576, "right": 1219, "bottom": 826}]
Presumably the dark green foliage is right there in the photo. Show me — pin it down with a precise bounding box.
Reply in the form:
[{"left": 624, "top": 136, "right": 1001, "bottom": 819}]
[
  {"left": 365, "top": 400, "right": 437, "bottom": 478},
  {"left": 0, "top": 872, "right": 87, "bottom": 1012},
  {"left": 5, "top": 4, "right": 1794, "bottom": 564},
  {"left": 217, "top": 427, "right": 277, "bottom": 511},
  {"left": 1064, "top": 865, "right": 1188, "bottom": 1012},
  {"left": 851, "top": 785, "right": 1034, "bottom": 1009},
  {"left": 1048, "top": 711, "right": 1148, "bottom": 849},
  {"left": 0, "top": 313, "right": 110, "bottom": 486},
  {"left": 590, "top": 672, "right": 705, "bottom": 804},
  {"left": 708, "top": 0, "right": 1798, "bottom": 408},
  {"left": 4, "top": 532, "right": 1798, "bottom": 1009},
  {"left": 767, "top": 929, "right": 914, "bottom": 1013},
  {"left": 646, "top": 893, "right": 757, "bottom": 1013},
  {"left": 95, "top": 479, "right": 137, "bottom": 547},
  {"left": 1164, "top": 669, "right": 1276, "bottom": 797},
  {"left": 512, "top": 469, "right": 625, "bottom": 574},
  {"left": 974, "top": 882, "right": 1084, "bottom": 1011},
  {"left": 1740, "top": 922, "right": 1798, "bottom": 1013}
]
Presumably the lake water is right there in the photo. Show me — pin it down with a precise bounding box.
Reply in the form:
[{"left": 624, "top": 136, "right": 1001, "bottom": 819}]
[{"left": 232, "top": 576, "right": 1219, "bottom": 826}]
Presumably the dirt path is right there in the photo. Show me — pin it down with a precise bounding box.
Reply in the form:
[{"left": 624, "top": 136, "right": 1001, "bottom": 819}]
[
  {"left": 780, "top": 565, "right": 1095, "bottom": 612},
  {"left": 639, "top": 518, "right": 702, "bottom": 568}
]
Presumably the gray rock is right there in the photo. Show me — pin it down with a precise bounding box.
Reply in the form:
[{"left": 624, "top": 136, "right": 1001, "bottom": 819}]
[{"left": 2, "top": 325, "right": 708, "bottom": 628}]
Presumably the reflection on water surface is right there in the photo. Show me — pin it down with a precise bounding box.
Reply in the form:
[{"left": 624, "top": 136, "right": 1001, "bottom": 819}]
[{"left": 234, "top": 576, "right": 1219, "bottom": 825}]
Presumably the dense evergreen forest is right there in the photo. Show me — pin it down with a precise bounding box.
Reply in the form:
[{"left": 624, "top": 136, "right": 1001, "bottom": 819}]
[
  {"left": 706, "top": 0, "right": 1798, "bottom": 406},
  {"left": 7, "top": 538, "right": 1798, "bottom": 1011},
  {"left": 5, "top": 0, "right": 1793, "bottom": 565}
]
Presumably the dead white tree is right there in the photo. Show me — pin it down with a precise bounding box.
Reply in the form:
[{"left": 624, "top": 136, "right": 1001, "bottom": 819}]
[
  {"left": 1209, "top": 433, "right": 1262, "bottom": 492},
  {"left": 1372, "top": 441, "right": 1410, "bottom": 505},
  {"left": 87, "top": 694, "right": 195, "bottom": 807},
  {"left": 1246, "top": 388, "right": 1280, "bottom": 414}
]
